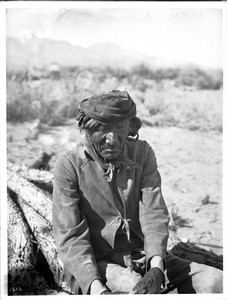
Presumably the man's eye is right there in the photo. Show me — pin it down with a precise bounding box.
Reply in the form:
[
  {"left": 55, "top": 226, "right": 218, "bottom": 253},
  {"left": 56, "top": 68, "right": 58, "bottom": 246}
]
[
  {"left": 115, "top": 124, "right": 126, "bottom": 131},
  {"left": 96, "top": 125, "right": 107, "bottom": 132}
]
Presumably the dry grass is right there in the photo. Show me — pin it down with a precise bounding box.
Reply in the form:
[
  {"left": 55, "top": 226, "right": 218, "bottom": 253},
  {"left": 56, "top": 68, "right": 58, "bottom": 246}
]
[{"left": 7, "top": 66, "right": 223, "bottom": 133}]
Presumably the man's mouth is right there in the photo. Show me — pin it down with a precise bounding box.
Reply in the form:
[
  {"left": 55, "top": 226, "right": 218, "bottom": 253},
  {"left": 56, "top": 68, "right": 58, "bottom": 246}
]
[
  {"left": 101, "top": 148, "right": 120, "bottom": 157},
  {"left": 102, "top": 147, "right": 118, "bottom": 152},
  {"left": 104, "top": 149, "right": 116, "bottom": 152}
]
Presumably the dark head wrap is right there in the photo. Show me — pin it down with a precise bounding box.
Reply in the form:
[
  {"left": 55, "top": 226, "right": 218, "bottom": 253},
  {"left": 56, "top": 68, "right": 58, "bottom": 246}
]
[
  {"left": 77, "top": 90, "right": 142, "bottom": 181},
  {"left": 76, "top": 90, "right": 141, "bottom": 138}
]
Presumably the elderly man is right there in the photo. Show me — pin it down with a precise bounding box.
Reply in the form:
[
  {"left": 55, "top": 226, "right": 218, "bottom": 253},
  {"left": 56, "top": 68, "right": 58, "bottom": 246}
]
[{"left": 53, "top": 90, "right": 222, "bottom": 294}]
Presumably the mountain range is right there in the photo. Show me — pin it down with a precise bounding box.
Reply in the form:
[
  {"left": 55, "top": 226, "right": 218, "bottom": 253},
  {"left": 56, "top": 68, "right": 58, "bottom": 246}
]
[{"left": 6, "top": 37, "right": 191, "bottom": 71}]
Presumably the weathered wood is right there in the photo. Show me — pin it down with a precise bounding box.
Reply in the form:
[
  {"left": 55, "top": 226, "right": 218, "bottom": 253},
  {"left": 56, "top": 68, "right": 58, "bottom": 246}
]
[
  {"left": 14, "top": 195, "right": 68, "bottom": 291},
  {"left": 7, "top": 169, "right": 52, "bottom": 223},
  {"left": 168, "top": 231, "right": 223, "bottom": 270},
  {"left": 7, "top": 161, "right": 53, "bottom": 185},
  {"left": 9, "top": 268, "right": 51, "bottom": 296},
  {"left": 8, "top": 193, "right": 37, "bottom": 288},
  {"left": 25, "top": 288, "right": 73, "bottom": 296},
  {"left": 7, "top": 192, "right": 58, "bottom": 296}
]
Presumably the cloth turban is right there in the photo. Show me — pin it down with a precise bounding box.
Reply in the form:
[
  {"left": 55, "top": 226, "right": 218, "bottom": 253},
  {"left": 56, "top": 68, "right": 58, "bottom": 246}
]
[{"left": 76, "top": 90, "right": 137, "bottom": 127}]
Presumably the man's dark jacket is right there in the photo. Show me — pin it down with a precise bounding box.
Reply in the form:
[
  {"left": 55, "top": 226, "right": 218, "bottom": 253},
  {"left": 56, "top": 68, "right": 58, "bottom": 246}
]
[{"left": 53, "top": 139, "right": 170, "bottom": 294}]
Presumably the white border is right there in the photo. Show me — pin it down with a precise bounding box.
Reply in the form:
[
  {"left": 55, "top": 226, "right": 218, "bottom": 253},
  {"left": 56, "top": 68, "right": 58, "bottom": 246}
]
[
  {"left": 222, "top": 4, "right": 227, "bottom": 297},
  {"left": 0, "top": 1, "right": 226, "bottom": 9},
  {"left": 0, "top": 4, "right": 7, "bottom": 299},
  {"left": 0, "top": 2, "right": 226, "bottom": 300}
]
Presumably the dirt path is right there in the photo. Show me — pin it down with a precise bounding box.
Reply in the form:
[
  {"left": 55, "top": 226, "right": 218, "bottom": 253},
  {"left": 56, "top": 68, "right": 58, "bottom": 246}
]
[
  {"left": 7, "top": 123, "right": 223, "bottom": 254},
  {"left": 140, "top": 127, "right": 222, "bottom": 254}
]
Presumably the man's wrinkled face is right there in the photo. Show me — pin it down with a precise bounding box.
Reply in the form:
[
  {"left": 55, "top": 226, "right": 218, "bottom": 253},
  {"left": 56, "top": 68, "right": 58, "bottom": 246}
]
[{"left": 90, "top": 119, "right": 129, "bottom": 162}]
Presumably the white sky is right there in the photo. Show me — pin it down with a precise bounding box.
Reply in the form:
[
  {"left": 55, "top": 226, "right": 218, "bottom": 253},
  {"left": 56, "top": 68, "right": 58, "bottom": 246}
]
[{"left": 6, "top": 8, "right": 223, "bottom": 68}]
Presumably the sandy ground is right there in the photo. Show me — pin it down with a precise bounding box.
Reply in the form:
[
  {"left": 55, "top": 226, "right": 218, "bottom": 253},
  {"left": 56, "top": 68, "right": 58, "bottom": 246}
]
[{"left": 7, "top": 121, "right": 223, "bottom": 255}]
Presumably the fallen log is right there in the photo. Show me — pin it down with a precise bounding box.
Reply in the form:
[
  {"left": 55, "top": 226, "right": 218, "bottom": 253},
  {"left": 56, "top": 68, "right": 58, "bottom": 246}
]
[
  {"left": 168, "top": 231, "right": 223, "bottom": 270},
  {"left": 7, "top": 192, "right": 56, "bottom": 295},
  {"left": 13, "top": 194, "right": 68, "bottom": 291},
  {"left": 24, "top": 288, "right": 73, "bottom": 296},
  {"left": 7, "top": 161, "right": 53, "bottom": 185},
  {"left": 8, "top": 193, "right": 37, "bottom": 288},
  {"left": 7, "top": 161, "right": 53, "bottom": 193},
  {"left": 7, "top": 169, "right": 52, "bottom": 224},
  {"left": 9, "top": 268, "right": 53, "bottom": 296}
]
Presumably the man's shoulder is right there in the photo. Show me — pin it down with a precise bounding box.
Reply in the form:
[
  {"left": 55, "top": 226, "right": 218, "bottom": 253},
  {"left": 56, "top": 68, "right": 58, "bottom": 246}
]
[
  {"left": 56, "top": 144, "right": 87, "bottom": 167},
  {"left": 125, "top": 138, "right": 154, "bottom": 161},
  {"left": 126, "top": 138, "right": 152, "bottom": 152}
]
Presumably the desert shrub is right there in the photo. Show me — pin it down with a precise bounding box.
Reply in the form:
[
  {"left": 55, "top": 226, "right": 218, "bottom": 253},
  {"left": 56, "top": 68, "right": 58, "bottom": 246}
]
[
  {"left": 161, "top": 68, "right": 180, "bottom": 80},
  {"left": 7, "top": 66, "right": 222, "bottom": 132},
  {"left": 38, "top": 100, "right": 63, "bottom": 125},
  {"left": 138, "top": 86, "right": 222, "bottom": 132},
  {"left": 132, "top": 65, "right": 179, "bottom": 82},
  {"left": 7, "top": 97, "right": 36, "bottom": 122},
  {"left": 203, "top": 69, "right": 223, "bottom": 90},
  {"left": 131, "top": 64, "right": 222, "bottom": 91},
  {"left": 105, "top": 66, "right": 129, "bottom": 80},
  {"left": 132, "top": 64, "right": 154, "bottom": 78},
  {"left": 143, "top": 89, "right": 166, "bottom": 115},
  {"left": 165, "top": 89, "right": 222, "bottom": 132},
  {"left": 66, "top": 66, "right": 80, "bottom": 74},
  {"left": 176, "top": 66, "right": 223, "bottom": 90},
  {"left": 7, "top": 81, "right": 36, "bottom": 122},
  {"left": 176, "top": 67, "right": 198, "bottom": 87},
  {"left": 7, "top": 77, "right": 81, "bottom": 126},
  {"left": 58, "top": 97, "right": 79, "bottom": 119}
]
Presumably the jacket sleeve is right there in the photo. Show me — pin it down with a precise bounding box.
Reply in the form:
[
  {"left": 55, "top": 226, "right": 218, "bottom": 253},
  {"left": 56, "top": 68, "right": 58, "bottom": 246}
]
[
  {"left": 52, "top": 154, "right": 101, "bottom": 294},
  {"left": 139, "top": 142, "right": 170, "bottom": 265}
]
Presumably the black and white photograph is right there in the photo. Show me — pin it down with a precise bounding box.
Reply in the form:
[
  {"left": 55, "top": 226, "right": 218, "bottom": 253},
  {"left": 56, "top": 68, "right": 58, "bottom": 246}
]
[{"left": 1, "top": 2, "right": 226, "bottom": 298}]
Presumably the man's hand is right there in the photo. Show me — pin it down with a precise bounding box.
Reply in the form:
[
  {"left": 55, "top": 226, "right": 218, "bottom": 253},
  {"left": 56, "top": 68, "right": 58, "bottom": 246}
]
[
  {"left": 101, "top": 290, "right": 126, "bottom": 294},
  {"left": 131, "top": 267, "right": 164, "bottom": 294},
  {"left": 90, "top": 279, "right": 110, "bottom": 295},
  {"left": 101, "top": 290, "right": 114, "bottom": 294}
]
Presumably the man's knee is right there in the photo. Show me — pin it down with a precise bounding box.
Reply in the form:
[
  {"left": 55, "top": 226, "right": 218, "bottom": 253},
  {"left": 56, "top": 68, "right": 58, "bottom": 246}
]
[
  {"left": 98, "top": 261, "right": 142, "bottom": 293},
  {"left": 107, "top": 266, "right": 141, "bottom": 293},
  {"left": 190, "top": 262, "right": 223, "bottom": 293}
]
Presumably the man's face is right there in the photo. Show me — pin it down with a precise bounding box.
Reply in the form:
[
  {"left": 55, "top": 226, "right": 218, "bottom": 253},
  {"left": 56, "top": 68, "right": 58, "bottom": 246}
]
[{"left": 90, "top": 119, "right": 129, "bottom": 162}]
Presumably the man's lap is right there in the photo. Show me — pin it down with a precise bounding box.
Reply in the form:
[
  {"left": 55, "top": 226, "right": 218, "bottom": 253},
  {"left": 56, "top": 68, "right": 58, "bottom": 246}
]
[{"left": 97, "top": 252, "right": 222, "bottom": 294}]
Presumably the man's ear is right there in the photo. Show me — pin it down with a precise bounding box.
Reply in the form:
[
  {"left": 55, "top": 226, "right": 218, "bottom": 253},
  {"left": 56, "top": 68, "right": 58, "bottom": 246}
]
[{"left": 128, "top": 117, "right": 142, "bottom": 138}]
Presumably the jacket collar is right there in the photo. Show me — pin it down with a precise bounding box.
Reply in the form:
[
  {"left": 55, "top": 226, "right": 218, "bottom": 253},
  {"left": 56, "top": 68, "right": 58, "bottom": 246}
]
[
  {"left": 80, "top": 141, "right": 138, "bottom": 208},
  {"left": 81, "top": 158, "right": 118, "bottom": 210}
]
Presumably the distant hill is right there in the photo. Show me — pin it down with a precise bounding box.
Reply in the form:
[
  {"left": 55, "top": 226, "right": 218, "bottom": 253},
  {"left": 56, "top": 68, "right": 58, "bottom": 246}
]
[{"left": 6, "top": 37, "right": 188, "bottom": 72}]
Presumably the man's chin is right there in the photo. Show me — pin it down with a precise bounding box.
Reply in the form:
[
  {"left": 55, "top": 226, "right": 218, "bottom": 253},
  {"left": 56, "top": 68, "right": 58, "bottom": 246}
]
[{"left": 100, "top": 151, "right": 120, "bottom": 162}]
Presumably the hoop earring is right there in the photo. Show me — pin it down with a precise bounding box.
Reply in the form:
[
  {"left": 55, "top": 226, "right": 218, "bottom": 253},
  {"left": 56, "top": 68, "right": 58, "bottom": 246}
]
[{"left": 127, "top": 133, "right": 139, "bottom": 142}]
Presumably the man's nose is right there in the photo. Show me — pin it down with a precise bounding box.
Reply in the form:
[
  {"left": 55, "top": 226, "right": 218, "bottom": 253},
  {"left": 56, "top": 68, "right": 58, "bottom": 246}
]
[{"left": 105, "top": 131, "right": 118, "bottom": 145}]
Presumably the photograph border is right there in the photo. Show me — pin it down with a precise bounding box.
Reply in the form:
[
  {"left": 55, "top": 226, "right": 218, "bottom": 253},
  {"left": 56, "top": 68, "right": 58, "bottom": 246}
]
[{"left": 1, "top": 1, "right": 226, "bottom": 299}]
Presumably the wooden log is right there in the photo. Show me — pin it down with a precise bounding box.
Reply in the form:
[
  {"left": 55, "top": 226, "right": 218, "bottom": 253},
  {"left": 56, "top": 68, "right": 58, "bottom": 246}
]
[
  {"left": 168, "top": 231, "right": 223, "bottom": 270},
  {"left": 7, "top": 192, "right": 57, "bottom": 295},
  {"left": 7, "top": 169, "right": 52, "bottom": 224},
  {"left": 14, "top": 195, "right": 69, "bottom": 291},
  {"left": 8, "top": 190, "right": 72, "bottom": 295},
  {"left": 7, "top": 161, "right": 53, "bottom": 193},
  {"left": 25, "top": 288, "right": 73, "bottom": 296},
  {"left": 9, "top": 268, "right": 52, "bottom": 296},
  {"left": 8, "top": 193, "right": 37, "bottom": 289},
  {"left": 7, "top": 161, "right": 53, "bottom": 185}
]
